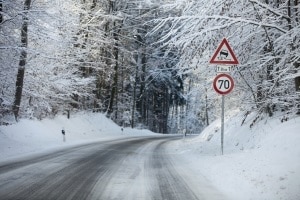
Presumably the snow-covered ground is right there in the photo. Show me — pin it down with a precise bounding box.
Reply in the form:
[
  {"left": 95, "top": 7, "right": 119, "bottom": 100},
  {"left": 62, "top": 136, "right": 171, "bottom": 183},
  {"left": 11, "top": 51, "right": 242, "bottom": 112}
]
[
  {"left": 0, "top": 111, "right": 299, "bottom": 200},
  {"left": 169, "top": 111, "right": 300, "bottom": 200},
  {"left": 0, "top": 112, "right": 155, "bottom": 163}
]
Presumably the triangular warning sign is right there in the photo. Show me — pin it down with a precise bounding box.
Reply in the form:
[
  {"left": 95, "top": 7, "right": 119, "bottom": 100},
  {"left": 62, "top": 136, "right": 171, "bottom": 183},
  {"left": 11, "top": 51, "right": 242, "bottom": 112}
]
[{"left": 209, "top": 38, "right": 239, "bottom": 65}]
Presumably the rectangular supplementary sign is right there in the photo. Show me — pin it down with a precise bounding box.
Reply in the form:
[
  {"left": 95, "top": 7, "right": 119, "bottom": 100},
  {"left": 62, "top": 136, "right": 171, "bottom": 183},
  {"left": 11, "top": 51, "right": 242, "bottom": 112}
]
[{"left": 215, "top": 65, "right": 234, "bottom": 73}]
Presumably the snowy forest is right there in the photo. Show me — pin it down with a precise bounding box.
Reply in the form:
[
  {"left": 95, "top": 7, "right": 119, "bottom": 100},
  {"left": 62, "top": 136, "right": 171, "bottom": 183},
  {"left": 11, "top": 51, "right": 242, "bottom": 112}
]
[{"left": 0, "top": 0, "right": 299, "bottom": 133}]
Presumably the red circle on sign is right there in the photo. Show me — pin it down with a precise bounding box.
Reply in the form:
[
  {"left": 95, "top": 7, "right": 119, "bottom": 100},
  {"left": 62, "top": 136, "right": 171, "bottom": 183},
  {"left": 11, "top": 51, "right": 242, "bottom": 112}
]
[{"left": 213, "top": 74, "right": 234, "bottom": 95}]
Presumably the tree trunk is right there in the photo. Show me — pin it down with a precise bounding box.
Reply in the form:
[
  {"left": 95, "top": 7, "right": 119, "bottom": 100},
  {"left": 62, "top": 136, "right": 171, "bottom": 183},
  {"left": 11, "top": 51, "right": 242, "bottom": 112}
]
[
  {"left": 131, "top": 63, "right": 138, "bottom": 128},
  {"left": 287, "top": 0, "right": 300, "bottom": 113},
  {"left": 205, "top": 86, "right": 209, "bottom": 126},
  {"left": 107, "top": 40, "right": 119, "bottom": 115},
  {"left": 139, "top": 50, "right": 147, "bottom": 123},
  {"left": 13, "top": 0, "right": 31, "bottom": 121},
  {"left": 108, "top": 22, "right": 119, "bottom": 114},
  {"left": 295, "top": 70, "right": 300, "bottom": 91},
  {"left": 0, "top": 0, "right": 3, "bottom": 24},
  {"left": 293, "top": 0, "right": 300, "bottom": 95},
  {"left": 295, "top": 62, "right": 300, "bottom": 114}
]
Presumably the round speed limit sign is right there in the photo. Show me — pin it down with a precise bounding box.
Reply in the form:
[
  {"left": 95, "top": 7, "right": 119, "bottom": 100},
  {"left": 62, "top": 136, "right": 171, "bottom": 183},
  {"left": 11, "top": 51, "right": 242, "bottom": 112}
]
[{"left": 213, "top": 74, "right": 234, "bottom": 95}]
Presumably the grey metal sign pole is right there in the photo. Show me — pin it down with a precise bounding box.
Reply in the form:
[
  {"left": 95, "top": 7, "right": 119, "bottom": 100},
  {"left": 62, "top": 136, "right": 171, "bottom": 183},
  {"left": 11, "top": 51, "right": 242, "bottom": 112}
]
[
  {"left": 221, "top": 95, "right": 225, "bottom": 155},
  {"left": 213, "top": 74, "right": 234, "bottom": 155}
]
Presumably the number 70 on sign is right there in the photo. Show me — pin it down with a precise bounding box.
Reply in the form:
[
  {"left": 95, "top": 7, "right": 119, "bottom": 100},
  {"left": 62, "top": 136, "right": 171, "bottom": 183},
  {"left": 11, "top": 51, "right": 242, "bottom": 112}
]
[{"left": 213, "top": 74, "right": 234, "bottom": 95}]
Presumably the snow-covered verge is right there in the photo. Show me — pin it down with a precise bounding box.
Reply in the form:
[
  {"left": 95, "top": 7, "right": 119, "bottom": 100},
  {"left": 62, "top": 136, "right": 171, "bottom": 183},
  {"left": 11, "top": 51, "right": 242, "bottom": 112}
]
[
  {"left": 1, "top": 111, "right": 299, "bottom": 200},
  {"left": 169, "top": 112, "right": 300, "bottom": 200},
  {"left": 0, "top": 112, "right": 155, "bottom": 163}
]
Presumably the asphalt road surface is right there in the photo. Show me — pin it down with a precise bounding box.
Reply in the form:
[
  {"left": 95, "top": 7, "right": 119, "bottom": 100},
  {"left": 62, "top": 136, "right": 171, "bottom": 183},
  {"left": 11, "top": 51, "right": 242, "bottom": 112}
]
[{"left": 0, "top": 135, "right": 227, "bottom": 200}]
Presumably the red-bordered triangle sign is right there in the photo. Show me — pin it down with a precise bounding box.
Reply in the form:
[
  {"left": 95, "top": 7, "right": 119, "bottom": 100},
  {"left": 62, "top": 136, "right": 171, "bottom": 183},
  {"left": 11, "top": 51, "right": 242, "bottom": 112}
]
[{"left": 209, "top": 38, "right": 239, "bottom": 65}]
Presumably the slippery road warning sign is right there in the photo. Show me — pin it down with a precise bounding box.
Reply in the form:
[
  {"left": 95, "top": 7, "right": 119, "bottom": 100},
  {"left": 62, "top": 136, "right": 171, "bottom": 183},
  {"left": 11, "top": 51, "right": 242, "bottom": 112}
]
[
  {"left": 209, "top": 38, "right": 239, "bottom": 65},
  {"left": 213, "top": 73, "right": 234, "bottom": 95}
]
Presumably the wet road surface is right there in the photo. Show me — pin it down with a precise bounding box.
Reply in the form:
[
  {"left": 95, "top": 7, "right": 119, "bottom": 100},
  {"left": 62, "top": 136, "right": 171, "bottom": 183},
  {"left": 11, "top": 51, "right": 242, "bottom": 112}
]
[{"left": 0, "top": 135, "right": 226, "bottom": 200}]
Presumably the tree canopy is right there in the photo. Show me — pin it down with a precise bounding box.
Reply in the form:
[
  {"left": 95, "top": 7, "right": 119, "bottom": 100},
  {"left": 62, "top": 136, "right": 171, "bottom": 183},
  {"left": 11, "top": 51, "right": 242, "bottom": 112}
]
[{"left": 1, "top": 0, "right": 299, "bottom": 133}]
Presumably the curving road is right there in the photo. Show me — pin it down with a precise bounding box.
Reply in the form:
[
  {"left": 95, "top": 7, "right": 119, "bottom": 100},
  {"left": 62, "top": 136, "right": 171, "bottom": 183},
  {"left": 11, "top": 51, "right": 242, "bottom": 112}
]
[{"left": 0, "top": 136, "right": 227, "bottom": 200}]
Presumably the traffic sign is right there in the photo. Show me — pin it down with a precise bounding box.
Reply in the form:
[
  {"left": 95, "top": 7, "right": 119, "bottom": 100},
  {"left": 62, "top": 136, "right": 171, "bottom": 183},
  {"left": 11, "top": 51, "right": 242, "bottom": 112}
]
[
  {"left": 215, "top": 65, "right": 234, "bottom": 73},
  {"left": 209, "top": 38, "right": 239, "bottom": 65},
  {"left": 213, "top": 73, "right": 234, "bottom": 95}
]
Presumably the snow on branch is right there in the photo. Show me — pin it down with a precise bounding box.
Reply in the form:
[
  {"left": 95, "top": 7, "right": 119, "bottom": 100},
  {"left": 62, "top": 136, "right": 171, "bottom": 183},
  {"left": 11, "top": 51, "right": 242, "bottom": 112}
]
[{"left": 249, "top": 0, "right": 291, "bottom": 20}]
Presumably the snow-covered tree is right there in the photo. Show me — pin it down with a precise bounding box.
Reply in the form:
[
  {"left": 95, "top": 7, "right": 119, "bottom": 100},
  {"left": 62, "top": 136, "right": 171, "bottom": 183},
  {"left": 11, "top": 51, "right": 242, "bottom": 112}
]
[
  {"left": 1, "top": 0, "right": 24, "bottom": 122},
  {"left": 150, "top": 0, "right": 300, "bottom": 131},
  {"left": 2, "top": 0, "right": 298, "bottom": 134}
]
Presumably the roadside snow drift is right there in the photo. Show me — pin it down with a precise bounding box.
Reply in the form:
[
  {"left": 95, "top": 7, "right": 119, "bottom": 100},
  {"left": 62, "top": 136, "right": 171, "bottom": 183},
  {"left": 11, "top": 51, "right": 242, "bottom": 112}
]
[
  {"left": 0, "top": 112, "right": 154, "bottom": 162},
  {"left": 170, "top": 113, "right": 300, "bottom": 200}
]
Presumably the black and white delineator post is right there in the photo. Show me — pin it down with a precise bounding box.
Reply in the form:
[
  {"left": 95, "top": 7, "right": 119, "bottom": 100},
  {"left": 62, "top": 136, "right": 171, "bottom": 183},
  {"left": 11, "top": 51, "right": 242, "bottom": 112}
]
[{"left": 62, "top": 128, "right": 66, "bottom": 142}]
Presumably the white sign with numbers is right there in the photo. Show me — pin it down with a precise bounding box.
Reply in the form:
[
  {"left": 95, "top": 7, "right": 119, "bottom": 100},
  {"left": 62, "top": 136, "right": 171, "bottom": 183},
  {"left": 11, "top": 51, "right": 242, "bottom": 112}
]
[{"left": 213, "top": 73, "right": 234, "bottom": 95}]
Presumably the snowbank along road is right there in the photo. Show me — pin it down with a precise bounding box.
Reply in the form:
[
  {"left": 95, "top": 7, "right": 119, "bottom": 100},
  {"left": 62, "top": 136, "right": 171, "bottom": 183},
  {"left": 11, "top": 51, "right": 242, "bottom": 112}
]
[{"left": 0, "top": 135, "right": 227, "bottom": 200}]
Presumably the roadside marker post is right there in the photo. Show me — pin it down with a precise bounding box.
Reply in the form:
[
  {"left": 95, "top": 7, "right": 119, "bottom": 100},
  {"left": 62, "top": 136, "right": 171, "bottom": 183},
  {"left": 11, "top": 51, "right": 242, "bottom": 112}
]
[{"left": 209, "top": 38, "right": 239, "bottom": 155}]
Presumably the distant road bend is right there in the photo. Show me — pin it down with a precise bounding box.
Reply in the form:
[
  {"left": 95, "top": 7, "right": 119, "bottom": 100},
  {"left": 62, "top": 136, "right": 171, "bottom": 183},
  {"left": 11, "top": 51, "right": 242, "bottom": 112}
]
[{"left": 0, "top": 135, "right": 227, "bottom": 200}]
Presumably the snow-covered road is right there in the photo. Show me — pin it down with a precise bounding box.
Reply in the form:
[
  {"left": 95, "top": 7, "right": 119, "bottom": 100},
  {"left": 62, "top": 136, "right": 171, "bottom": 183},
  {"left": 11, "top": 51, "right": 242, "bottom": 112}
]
[{"left": 0, "top": 135, "right": 227, "bottom": 200}]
